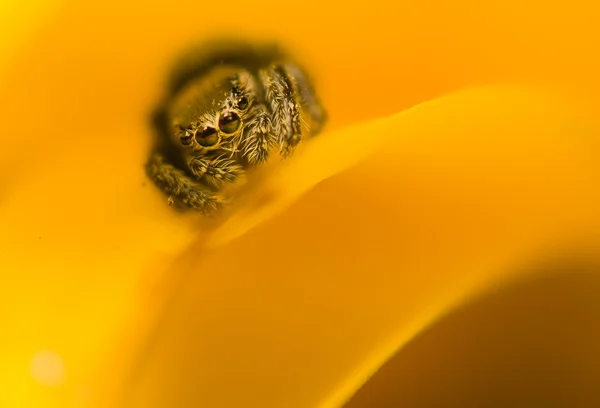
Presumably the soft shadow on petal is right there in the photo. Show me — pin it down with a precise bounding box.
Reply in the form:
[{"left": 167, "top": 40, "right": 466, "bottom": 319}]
[
  {"left": 115, "top": 85, "right": 600, "bottom": 408},
  {"left": 3, "top": 0, "right": 600, "bottom": 406},
  {"left": 343, "top": 258, "right": 600, "bottom": 408}
]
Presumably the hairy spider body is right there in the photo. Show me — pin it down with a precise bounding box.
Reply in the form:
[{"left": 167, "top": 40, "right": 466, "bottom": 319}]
[{"left": 146, "top": 40, "right": 327, "bottom": 215}]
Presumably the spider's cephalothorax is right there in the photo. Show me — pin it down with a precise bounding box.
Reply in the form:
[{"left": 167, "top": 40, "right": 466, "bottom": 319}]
[{"left": 146, "top": 40, "right": 327, "bottom": 215}]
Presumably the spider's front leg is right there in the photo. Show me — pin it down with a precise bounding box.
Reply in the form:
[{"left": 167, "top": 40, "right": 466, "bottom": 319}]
[
  {"left": 260, "top": 65, "right": 303, "bottom": 158},
  {"left": 280, "top": 62, "right": 327, "bottom": 134},
  {"left": 239, "top": 103, "right": 277, "bottom": 165},
  {"left": 146, "top": 151, "right": 224, "bottom": 214},
  {"left": 188, "top": 154, "right": 243, "bottom": 189},
  {"left": 259, "top": 63, "right": 326, "bottom": 158}
]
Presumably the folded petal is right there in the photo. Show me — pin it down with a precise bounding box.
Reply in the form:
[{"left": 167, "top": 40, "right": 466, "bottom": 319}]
[{"left": 119, "top": 85, "right": 600, "bottom": 408}]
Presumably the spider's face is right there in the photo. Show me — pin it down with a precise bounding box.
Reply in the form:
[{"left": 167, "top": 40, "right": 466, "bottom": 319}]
[
  {"left": 146, "top": 39, "right": 328, "bottom": 214},
  {"left": 168, "top": 68, "right": 253, "bottom": 154}
]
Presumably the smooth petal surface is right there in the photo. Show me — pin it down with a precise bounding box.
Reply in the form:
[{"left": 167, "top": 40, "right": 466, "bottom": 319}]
[
  {"left": 1, "top": 0, "right": 600, "bottom": 407},
  {"left": 344, "top": 261, "right": 600, "bottom": 407},
  {"left": 119, "top": 85, "right": 600, "bottom": 408}
]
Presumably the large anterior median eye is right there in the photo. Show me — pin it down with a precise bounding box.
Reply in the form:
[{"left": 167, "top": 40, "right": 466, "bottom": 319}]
[
  {"left": 218, "top": 112, "right": 241, "bottom": 134},
  {"left": 195, "top": 126, "right": 219, "bottom": 147},
  {"left": 237, "top": 96, "right": 249, "bottom": 111}
]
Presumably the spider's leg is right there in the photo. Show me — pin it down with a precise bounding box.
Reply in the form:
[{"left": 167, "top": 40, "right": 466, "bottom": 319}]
[
  {"left": 278, "top": 62, "right": 327, "bottom": 135},
  {"left": 239, "top": 103, "right": 276, "bottom": 165},
  {"left": 188, "top": 154, "right": 243, "bottom": 189},
  {"left": 259, "top": 65, "right": 304, "bottom": 158},
  {"left": 146, "top": 151, "right": 224, "bottom": 214}
]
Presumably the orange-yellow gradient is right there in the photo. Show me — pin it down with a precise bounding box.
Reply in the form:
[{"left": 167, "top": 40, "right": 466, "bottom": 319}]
[{"left": 1, "top": 1, "right": 600, "bottom": 407}]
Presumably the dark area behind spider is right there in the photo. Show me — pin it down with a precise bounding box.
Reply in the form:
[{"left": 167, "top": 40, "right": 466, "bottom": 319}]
[{"left": 148, "top": 38, "right": 308, "bottom": 177}]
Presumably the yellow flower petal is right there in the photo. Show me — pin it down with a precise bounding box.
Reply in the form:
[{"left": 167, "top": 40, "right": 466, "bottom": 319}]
[
  {"left": 117, "top": 85, "right": 600, "bottom": 408},
  {"left": 2, "top": 0, "right": 600, "bottom": 407},
  {"left": 344, "top": 260, "right": 600, "bottom": 407}
]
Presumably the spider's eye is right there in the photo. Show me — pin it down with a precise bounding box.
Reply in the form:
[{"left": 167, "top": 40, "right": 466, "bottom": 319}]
[
  {"left": 218, "top": 112, "right": 241, "bottom": 134},
  {"left": 195, "top": 126, "right": 219, "bottom": 147},
  {"left": 237, "top": 96, "right": 249, "bottom": 111},
  {"left": 179, "top": 132, "right": 193, "bottom": 146}
]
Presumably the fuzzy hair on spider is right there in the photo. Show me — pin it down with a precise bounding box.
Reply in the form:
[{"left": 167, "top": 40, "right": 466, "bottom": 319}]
[{"left": 145, "top": 39, "right": 327, "bottom": 215}]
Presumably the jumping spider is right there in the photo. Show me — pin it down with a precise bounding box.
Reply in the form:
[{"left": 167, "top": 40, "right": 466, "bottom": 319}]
[{"left": 146, "top": 39, "right": 327, "bottom": 215}]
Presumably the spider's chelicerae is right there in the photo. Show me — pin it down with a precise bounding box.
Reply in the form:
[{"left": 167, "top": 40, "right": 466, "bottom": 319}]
[{"left": 146, "top": 40, "right": 327, "bottom": 215}]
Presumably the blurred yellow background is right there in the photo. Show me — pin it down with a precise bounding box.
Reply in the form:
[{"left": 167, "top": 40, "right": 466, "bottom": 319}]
[{"left": 1, "top": 0, "right": 600, "bottom": 407}]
